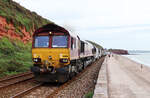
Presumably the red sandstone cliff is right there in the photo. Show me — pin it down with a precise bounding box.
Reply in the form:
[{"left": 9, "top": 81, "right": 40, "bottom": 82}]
[
  {"left": 0, "top": 16, "right": 32, "bottom": 43},
  {"left": 109, "top": 49, "right": 129, "bottom": 55}
]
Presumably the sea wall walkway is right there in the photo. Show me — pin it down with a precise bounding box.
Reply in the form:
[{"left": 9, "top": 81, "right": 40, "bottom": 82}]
[
  {"left": 93, "top": 54, "right": 150, "bottom": 98},
  {"left": 93, "top": 56, "right": 109, "bottom": 98}
]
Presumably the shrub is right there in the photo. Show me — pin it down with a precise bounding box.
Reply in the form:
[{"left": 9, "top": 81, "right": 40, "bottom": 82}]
[
  {"left": 0, "top": 37, "right": 32, "bottom": 77},
  {"left": 84, "top": 91, "right": 94, "bottom": 98}
]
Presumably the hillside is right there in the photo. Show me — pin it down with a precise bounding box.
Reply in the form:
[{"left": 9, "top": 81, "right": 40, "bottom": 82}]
[
  {"left": 0, "top": 0, "right": 53, "bottom": 43},
  {"left": 0, "top": 0, "right": 54, "bottom": 77},
  {"left": 109, "top": 49, "right": 129, "bottom": 55}
]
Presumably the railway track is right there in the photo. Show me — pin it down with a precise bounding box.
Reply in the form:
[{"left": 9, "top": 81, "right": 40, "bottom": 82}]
[
  {"left": 0, "top": 71, "right": 33, "bottom": 89},
  {"left": 11, "top": 83, "right": 43, "bottom": 98},
  {"left": 16, "top": 72, "right": 85, "bottom": 98},
  {"left": 0, "top": 71, "right": 37, "bottom": 98}
]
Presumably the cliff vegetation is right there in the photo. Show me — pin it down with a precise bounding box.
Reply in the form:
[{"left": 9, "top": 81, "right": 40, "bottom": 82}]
[{"left": 0, "top": 0, "right": 53, "bottom": 77}]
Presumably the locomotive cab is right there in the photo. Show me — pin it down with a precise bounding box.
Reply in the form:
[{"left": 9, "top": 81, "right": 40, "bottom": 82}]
[{"left": 32, "top": 33, "right": 70, "bottom": 68}]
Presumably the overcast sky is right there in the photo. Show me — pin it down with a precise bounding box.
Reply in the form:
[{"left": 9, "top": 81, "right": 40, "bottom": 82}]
[{"left": 14, "top": 0, "right": 150, "bottom": 50}]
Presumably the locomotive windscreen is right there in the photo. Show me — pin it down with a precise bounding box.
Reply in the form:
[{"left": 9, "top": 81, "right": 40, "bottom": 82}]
[
  {"left": 34, "top": 36, "right": 49, "bottom": 48},
  {"left": 52, "top": 36, "right": 68, "bottom": 48}
]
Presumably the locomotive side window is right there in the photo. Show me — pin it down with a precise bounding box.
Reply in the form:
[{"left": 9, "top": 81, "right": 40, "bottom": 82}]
[
  {"left": 71, "top": 37, "right": 73, "bottom": 49},
  {"left": 81, "top": 41, "right": 85, "bottom": 53},
  {"left": 34, "top": 36, "right": 49, "bottom": 48},
  {"left": 74, "top": 38, "right": 76, "bottom": 48},
  {"left": 71, "top": 37, "right": 76, "bottom": 49},
  {"left": 52, "top": 36, "right": 68, "bottom": 48},
  {"left": 92, "top": 47, "right": 96, "bottom": 54}
]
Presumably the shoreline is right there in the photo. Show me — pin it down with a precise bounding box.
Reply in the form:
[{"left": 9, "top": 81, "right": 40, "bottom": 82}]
[
  {"left": 123, "top": 54, "right": 150, "bottom": 68},
  {"left": 116, "top": 55, "right": 150, "bottom": 72}
]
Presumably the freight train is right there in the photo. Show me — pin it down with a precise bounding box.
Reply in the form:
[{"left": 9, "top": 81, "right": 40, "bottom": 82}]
[{"left": 31, "top": 24, "right": 102, "bottom": 83}]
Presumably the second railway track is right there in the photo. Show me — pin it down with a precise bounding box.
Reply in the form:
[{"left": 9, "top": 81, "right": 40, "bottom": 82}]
[
  {"left": 0, "top": 71, "right": 33, "bottom": 89},
  {"left": 11, "top": 83, "right": 43, "bottom": 98},
  {"left": 0, "top": 72, "right": 37, "bottom": 98}
]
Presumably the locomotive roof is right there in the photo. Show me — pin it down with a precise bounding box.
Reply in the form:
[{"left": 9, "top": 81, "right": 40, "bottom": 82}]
[
  {"left": 34, "top": 23, "right": 79, "bottom": 39},
  {"left": 34, "top": 24, "right": 69, "bottom": 35}
]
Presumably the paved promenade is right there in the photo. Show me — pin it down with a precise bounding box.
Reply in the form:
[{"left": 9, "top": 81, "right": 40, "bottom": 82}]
[{"left": 93, "top": 54, "right": 150, "bottom": 98}]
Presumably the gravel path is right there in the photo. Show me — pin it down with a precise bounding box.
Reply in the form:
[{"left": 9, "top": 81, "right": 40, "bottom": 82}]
[{"left": 107, "top": 54, "right": 150, "bottom": 98}]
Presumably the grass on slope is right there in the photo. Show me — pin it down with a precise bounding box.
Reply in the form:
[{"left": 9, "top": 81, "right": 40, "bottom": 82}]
[
  {"left": 0, "top": 0, "right": 53, "bottom": 35},
  {"left": 0, "top": 37, "right": 32, "bottom": 77}
]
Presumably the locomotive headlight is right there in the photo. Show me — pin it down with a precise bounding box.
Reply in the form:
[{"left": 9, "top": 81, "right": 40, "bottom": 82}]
[
  {"left": 59, "top": 58, "right": 68, "bottom": 63},
  {"left": 49, "top": 56, "right": 52, "bottom": 60},
  {"left": 33, "top": 58, "right": 41, "bottom": 63},
  {"left": 59, "top": 54, "right": 69, "bottom": 63},
  {"left": 34, "top": 58, "right": 38, "bottom": 62}
]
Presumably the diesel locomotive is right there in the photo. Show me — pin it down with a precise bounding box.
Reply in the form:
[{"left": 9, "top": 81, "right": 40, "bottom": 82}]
[{"left": 31, "top": 24, "right": 102, "bottom": 83}]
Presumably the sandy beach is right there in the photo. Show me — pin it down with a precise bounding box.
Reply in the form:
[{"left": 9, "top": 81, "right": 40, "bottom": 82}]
[{"left": 107, "top": 54, "right": 150, "bottom": 98}]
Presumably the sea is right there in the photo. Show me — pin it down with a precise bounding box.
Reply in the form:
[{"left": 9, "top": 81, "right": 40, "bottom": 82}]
[{"left": 124, "top": 51, "right": 150, "bottom": 67}]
